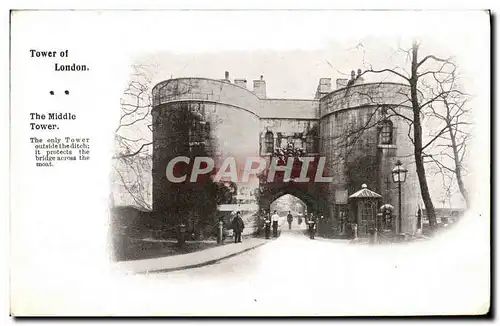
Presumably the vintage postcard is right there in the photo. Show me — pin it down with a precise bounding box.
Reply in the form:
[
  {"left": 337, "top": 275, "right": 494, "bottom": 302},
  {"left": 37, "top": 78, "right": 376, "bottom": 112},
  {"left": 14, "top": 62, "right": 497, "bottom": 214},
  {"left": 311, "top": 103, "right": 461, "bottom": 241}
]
[{"left": 9, "top": 9, "right": 490, "bottom": 316}]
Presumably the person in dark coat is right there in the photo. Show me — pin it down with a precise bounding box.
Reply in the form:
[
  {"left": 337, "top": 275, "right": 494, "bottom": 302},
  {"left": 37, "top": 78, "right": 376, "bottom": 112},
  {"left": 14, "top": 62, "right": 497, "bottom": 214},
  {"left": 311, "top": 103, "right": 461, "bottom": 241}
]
[
  {"left": 308, "top": 213, "right": 317, "bottom": 239},
  {"left": 287, "top": 211, "right": 293, "bottom": 230},
  {"left": 264, "top": 212, "right": 271, "bottom": 239},
  {"left": 417, "top": 207, "right": 422, "bottom": 231},
  {"left": 231, "top": 211, "right": 245, "bottom": 243}
]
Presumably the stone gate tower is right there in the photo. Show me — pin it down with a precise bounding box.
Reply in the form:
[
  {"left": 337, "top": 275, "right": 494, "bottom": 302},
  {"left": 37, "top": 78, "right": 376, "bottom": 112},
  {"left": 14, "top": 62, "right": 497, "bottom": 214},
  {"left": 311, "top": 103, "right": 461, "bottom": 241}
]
[{"left": 151, "top": 70, "right": 421, "bottom": 236}]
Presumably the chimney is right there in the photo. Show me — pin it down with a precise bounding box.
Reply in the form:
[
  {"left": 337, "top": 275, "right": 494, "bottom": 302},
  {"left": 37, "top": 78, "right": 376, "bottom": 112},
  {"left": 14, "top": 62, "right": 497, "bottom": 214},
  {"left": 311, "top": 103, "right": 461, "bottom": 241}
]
[
  {"left": 315, "top": 78, "right": 332, "bottom": 99},
  {"left": 234, "top": 79, "right": 247, "bottom": 89},
  {"left": 346, "top": 70, "right": 357, "bottom": 87},
  {"left": 336, "top": 78, "right": 348, "bottom": 89},
  {"left": 253, "top": 75, "right": 266, "bottom": 98},
  {"left": 221, "top": 71, "right": 230, "bottom": 83},
  {"left": 353, "top": 68, "right": 365, "bottom": 84}
]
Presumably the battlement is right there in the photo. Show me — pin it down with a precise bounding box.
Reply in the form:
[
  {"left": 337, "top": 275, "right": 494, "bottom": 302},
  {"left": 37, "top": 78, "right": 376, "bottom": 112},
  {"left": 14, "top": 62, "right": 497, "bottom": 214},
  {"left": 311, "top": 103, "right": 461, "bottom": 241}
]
[
  {"left": 152, "top": 74, "right": 413, "bottom": 121},
  {"left": 319, "top": 82, "right": 412, "bottom": 118}
]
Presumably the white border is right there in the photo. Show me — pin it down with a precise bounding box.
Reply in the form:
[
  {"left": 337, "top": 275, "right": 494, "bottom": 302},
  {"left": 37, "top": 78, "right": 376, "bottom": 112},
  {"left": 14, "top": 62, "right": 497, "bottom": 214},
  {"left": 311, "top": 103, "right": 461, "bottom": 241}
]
[{"left": 3, "top": 1, "right": 497, "bottom": 323}]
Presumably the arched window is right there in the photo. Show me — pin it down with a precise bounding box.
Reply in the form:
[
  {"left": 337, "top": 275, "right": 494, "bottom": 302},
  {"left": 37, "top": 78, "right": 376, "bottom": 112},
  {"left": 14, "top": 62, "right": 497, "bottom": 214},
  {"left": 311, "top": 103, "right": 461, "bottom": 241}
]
[
  {"left": 264, "top": 131, "right": 274, "bottom": 153},
  {"left": 379, "top": 120, "right": 393, "bottom": 145}
]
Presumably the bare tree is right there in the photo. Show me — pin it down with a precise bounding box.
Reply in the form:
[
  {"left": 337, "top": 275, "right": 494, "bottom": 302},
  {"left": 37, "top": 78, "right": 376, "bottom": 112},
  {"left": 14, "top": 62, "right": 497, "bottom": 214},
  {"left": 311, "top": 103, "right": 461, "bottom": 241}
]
[
  {"left": 111, "top": 65, "right": 155, "bottom": 210},
  {"left": 337, "top": 40, "right": 469, "bottom": 228},
  {"left": 114, "top": 65, "right": 154, "bottom": 159},
  {"left": 113, "top": 155, "right": 152, "bottom": 210},
  {"left": 423, "top": 71, "right": 472, "bottom": 208}
]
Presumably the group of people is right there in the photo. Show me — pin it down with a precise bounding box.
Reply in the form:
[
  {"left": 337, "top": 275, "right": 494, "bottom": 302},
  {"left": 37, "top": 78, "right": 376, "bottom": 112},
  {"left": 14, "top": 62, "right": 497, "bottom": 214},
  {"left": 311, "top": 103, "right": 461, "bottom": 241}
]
[
  {"left": 262, "top": 211, "right": 280, "bottom": 238},
  {"left": 228, "top": 210, "right": 288, "bottom": 243},
  {"left": 263, "top": 210, "right": 314, "bottom": 236},
  {"left": 229, "top": 210, "right": 322, "bottom": 243}
]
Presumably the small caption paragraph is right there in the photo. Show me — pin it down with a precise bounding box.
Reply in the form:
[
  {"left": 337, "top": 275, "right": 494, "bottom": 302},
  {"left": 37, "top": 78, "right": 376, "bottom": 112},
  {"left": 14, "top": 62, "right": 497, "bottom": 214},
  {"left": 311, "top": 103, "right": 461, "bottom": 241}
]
[{"left": 30, "top": 136, "right": 90, "bottom": 167}]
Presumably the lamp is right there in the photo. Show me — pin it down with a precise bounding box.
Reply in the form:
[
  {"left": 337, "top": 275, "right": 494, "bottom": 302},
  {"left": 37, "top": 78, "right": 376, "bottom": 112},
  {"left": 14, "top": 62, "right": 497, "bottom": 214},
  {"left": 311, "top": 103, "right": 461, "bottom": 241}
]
[
  {"left": 391, "top": 160, "right": 408, "bottom": 235},
  {"left": 391, "top": 160, "right": 408, "bottom": 183}
]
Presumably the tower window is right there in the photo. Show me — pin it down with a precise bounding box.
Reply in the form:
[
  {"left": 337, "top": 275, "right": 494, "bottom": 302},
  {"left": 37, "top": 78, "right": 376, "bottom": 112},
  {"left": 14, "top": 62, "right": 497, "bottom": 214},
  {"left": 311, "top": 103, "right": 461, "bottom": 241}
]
[
  {"left": 379, "top": 120, "right": 393, "bottom": 145},
  {"left": 264, "top": 131, "right": 274, "bottom": 153}
]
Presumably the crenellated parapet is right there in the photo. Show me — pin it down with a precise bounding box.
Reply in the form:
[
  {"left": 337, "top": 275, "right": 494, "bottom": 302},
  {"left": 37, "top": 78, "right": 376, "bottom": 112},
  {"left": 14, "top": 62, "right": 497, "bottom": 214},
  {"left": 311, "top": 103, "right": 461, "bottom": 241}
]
[
  {"left": 319, "top": 82, "right": 412, "bottom": 119},
  {"left": 153, "top": 77, "right": 262, "bottom": 117}
]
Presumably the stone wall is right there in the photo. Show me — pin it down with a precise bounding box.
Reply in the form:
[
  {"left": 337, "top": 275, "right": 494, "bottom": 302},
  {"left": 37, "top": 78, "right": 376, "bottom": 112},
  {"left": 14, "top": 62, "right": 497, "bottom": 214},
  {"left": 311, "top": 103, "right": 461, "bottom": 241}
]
[
  {"left": 152, "top": 77, "right": 422, "bottom": 235},
  {"left": 153, "top": 78, "right": 261, "bottom": 116},
  {"left": 319, "top": 82, "right": 412, "bottom": 118},
  {"left": 260, "top": 99, "right": 318, "bottom": 119},
  {"left": 318, "top": 100, "right": 420, "bottom": 233},
  {"left": 152, "top": 100, "right": 260, "bottom": 227}
]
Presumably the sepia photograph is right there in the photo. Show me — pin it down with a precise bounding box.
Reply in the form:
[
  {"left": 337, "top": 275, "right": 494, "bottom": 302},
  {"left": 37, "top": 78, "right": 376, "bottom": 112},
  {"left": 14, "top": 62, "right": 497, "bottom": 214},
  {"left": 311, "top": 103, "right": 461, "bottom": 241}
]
[{"left": 9, "top": 8, "right": 491, "bottom": 316}]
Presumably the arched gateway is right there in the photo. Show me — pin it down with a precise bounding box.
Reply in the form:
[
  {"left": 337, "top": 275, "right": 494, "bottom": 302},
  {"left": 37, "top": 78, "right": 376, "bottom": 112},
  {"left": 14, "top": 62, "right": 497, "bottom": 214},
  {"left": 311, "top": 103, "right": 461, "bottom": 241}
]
[
  {"left": 151, "top": 72, "right": 422, "bottom": 237},
  {"left": 259, "top": 183, "right": 327, "bottom": 216}
]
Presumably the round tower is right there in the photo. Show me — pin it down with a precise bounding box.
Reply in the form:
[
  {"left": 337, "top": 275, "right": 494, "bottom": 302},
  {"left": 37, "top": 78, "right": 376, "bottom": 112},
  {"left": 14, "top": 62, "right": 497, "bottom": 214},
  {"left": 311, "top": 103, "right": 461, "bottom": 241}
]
[
  {"left": 318, "top": 82, "right": 421, "bottom": 234},
  {"left": 151, "top": 77, "right": 261, "bottom": 230}
]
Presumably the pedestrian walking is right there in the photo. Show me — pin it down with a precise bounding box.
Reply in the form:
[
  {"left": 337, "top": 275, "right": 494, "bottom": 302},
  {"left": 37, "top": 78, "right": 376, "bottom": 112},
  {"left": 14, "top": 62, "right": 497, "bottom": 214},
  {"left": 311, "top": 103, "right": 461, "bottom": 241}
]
[
  {"left": 308, "top": 213, "right": 317, "bottom": 239},
  {"left": 231, "top": 211, "right": 245, "bottom": 243},
  {"left": 264, "top": 213, "right": 271, "bottom": 239},
  {"left": 417, "top": 206, "right": 423, "bottom": 233},
  {"left": 287, "top": 211, "right": 293, "bottom": 230},
  {"left": 308, "top": 219, "right": 316, "bottom": 239},
  {"left": 271, "top": 210, "right": 280, "bottom": 237}
]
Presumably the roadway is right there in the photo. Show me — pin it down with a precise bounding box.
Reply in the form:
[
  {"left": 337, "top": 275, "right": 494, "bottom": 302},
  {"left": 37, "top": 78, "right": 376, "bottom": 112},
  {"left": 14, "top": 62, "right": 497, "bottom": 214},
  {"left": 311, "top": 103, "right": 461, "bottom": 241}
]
[{"left": 135, "top": 217, "right": 487, "bottom": 315}]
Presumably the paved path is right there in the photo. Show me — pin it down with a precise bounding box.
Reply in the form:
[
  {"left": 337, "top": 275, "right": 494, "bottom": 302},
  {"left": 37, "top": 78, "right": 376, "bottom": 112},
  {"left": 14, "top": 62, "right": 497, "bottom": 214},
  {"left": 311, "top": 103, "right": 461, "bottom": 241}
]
[
  {"left": 105, "top": 218, "right": 488, "bottom": 316},
  {"left": 115, "top": 237, "right": 267, "bottom": 274}
]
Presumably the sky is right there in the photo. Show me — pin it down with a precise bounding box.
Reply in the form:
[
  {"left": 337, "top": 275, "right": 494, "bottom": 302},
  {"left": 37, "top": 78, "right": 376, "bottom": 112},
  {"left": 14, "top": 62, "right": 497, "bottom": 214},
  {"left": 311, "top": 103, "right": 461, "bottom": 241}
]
[{"left": 134, "top": 36, "right": 478, "bottom": 100}]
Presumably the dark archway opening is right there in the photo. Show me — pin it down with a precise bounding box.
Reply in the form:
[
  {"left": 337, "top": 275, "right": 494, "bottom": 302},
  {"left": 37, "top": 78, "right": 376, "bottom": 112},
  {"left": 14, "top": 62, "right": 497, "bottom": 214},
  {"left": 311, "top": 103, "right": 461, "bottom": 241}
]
[
  {"left": 270, "top": 194, "right": 307, "bottom": 216},
  {"left": 269, "top": 194, "right": 307, "bottom": 232},
  {"left": 258, "top": 182, "right": 330, "bottom": 236},
  {"left": 259, "top": 183, "right": 326, "bottom": 215}
]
